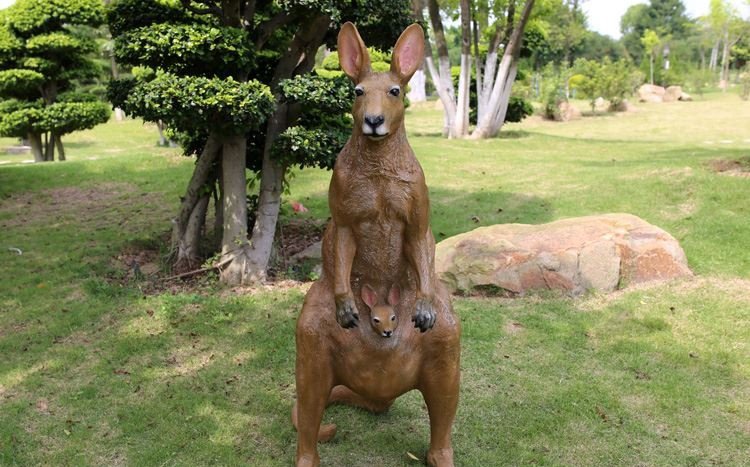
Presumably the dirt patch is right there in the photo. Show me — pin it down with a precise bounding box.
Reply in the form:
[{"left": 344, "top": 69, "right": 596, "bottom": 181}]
[
  {"left": 268, "top": 218, "right": 327, "bottom": 279},
  {"left": 707, "top": 157, "right": 750, "bottom": 177},
  {"left": 0, "top": 182, "right": 166, "bottom": 229},
  {"left": 112, "top": 245, "right": 162, "bottom": 280}
]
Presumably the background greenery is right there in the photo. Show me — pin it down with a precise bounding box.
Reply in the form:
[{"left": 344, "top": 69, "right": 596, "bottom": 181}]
[{"left": 1, "top": 90, "right": 749, "bottom": 466}]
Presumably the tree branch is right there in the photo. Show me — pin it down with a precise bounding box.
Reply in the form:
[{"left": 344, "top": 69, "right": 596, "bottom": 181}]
[
  {"left": 255, "top": 11, "right": 298, "bottom": 48},
  {"left": 181, "top": 0, "right": 223, "bottom": 18}
]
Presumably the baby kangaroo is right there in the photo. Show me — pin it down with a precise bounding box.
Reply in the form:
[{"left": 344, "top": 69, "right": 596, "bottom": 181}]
[{"left": 361, "top": 284, "right": 400, "bottom": 338}]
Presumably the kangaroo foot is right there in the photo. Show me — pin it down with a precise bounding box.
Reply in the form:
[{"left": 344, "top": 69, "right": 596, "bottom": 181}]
[
  {"left": 291, "top": 401, "right": 337, "bottom": 442},
  {"left": 318, "top": 423, "right": 337, "bottom": 442},
  {"left": 412, "top": 297, "right": 436, "bottom": 332},
  {"left": 295, "top": 454, "right": 320, "bottom": 467},
  {"left": 426, "top": 448, "right": 455, "bottom": 467}
]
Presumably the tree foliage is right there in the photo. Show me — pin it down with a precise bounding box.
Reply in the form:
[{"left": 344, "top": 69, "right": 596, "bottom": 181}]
[
  {"left": 106, "top": 0, "right": 413, "bottom": 282},
  {"left": 0, "top": 0, "right": 110, "bottom": 161}
]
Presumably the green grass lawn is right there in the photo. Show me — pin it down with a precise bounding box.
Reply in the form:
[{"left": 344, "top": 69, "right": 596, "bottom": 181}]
[{"left": 1, "top": 93, "right": 749, "bottom": 467}]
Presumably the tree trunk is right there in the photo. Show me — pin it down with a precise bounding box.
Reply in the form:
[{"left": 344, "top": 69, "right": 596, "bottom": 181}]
[
  {"left": 472, "top": 15, "right": 482, "bottom": 124},
  {"left": 650, "top": 54, "right": 654, "bottom": 84},
  {"left": 28, "top": 132, "right": 44, "bottom": 162},
  {"left": 472, "top": 0, "right": 535, "bottom": 139},
  {"left": 55, "top": 134, "right": 65, "bottom": 161},
  {"left": 171, "top": 134, "right": 221, "bottom": 269},
  {"left": 218, "top": 133, "right": 252, "bottom": 284},
  {"left": 407, "top": 68, "right": 427, "bottom": 102},
  {"left": 451, "top": 0, "right": 471, "bottom": 137},
  {"left": 426, "top": 0, "right": 457, "bottom": 137},
  {"left": 720, "top": 31, "right": 731, "bottom": 90},
  {"left": 220, "top": 15, "right": 330, "bottom": 284},
  {"left": 710, "top": 39, "right": 719, "bottom": 70},
  {"left": 479, "top": 2, "right": 513, "bottom": 124},
  {"left": 157, "top": 120, "right": 168, "bottom": 146},
  {"left": 44, "top": 133, "right": 55, "bottom": 161},
  {"left": 213, "top": 167, "right": 224, "bottom": 250},
  {"left": 175, "top": 194, "right": 210, "bottom": 272},
  {"left": 488, "top": 62, "right": 519, "bottom": 136}
]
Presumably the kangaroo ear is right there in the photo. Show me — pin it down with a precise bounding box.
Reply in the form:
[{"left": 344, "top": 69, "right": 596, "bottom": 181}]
[
  {"left": 391, "top": 23, "right": 424, "bottom": 83},
  {"left": 387, "top": 284, "right": 400, "bottom": 306},
  {"left": 338, "top": 22, "right": 371, "bottom": 82},
  {"left": 361, "top": 284, "right": 377, "bottom": 309}
]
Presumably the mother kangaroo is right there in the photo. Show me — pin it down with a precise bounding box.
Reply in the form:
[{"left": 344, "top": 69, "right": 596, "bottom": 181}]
[{"left": 294, "top": 22, "right": 460, "bottom": 467}]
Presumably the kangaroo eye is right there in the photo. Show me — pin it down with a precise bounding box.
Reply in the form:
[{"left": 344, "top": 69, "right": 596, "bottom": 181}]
[
  {"left": 391, "top": 316, "right": 396, "bottom": 321},
  {"left": 373, "top": 317, "right": 380, "bottom": 323},
  {"left": 389, "top": 86, "right": 400, "bottom": 97},
  {"left": 354, "top": 87, "right": 364, "bottom": 97}
]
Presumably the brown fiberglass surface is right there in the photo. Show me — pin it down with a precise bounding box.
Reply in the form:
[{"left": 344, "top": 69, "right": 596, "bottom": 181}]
[{"left": 293, "top": 22, "right": 461, "bottom": 467}]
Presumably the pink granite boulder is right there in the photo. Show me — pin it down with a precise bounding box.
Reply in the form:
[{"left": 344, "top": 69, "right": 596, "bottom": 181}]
[{"left": 435, "top": 214, "right": 691, "bottom": 296}]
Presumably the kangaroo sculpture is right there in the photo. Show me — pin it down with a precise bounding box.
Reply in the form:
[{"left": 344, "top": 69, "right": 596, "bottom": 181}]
[{"left": 293, "top": 22, "right": 461, "bottom": 467}]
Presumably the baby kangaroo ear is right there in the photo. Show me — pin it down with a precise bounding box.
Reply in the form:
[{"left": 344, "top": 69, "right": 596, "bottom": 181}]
[
  {"left": 391, "top": 23, "right": 425, "bottom": 83},
  {"left": 361, "top": 284, "right": 377, "bottom": 309},
  {"left": 338, "top": 22, "right": 371, "bottom": 82},
  {"left": 387, "top": 284, "right": 400, "bottom": 306}
]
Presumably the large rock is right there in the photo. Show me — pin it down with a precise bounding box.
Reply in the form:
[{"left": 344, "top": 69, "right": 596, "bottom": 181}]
[
  {"left": 664, "top": 86, "right": 683, "bottom": 102},
  {"left": 638, "top": 84, "right": 666, "bottom": 103},
  {"left": 435, "top": 214, "right": 691, "bottom": 296},
  {"left": 556, "top": 101, "right": 581, "bottom": 121},
  {"left": 594, "top": 97, "right": 608, "bottom": 112}
]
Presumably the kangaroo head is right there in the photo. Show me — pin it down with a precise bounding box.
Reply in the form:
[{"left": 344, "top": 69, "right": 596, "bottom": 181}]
[
  {"left": 337, "top": 22, "right": 424, "bottom": 141},
  {"left": 361, "top": 283, "right": 401, "bottom": 338}
]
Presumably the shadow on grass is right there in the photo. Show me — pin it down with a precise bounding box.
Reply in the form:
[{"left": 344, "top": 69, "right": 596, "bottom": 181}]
[
  {"left": 576, "top": 145, "right": 750, "bottom": 169},
  {"left": 496, "top": 130, "right": 532, "bottom": 139},
  {"left": 429, "top": 188, "right": 554, "bottom": 239}
]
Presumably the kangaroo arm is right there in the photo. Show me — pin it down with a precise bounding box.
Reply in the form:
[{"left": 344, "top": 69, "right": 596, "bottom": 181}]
[
  {"left": 405, "top": 188, "right": 436, "bottom": 300},
  {"left": 332, "top": 224, "right": 357, "bottom": 298}
]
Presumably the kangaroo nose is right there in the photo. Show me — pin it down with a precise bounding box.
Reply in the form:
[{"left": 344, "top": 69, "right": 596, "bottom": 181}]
[
  {"left": 383, "top": 331, "right": 393, "bottom": 337},
  {"left": 365, "top": 115, "right": 384, "bottom": 128}
]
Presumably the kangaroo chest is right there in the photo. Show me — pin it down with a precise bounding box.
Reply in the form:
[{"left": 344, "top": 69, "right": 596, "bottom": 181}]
[
  {"left": 339, "top": 174, "right": 413, "bottom": 280},
  {"left": 340, "top": 174, "right": 412, "bottom": 223}
]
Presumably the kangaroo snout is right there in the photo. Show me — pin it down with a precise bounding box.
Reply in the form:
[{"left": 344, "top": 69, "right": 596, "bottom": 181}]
[{"left": 363, "top": 114, "right": 386, "bottom": 136}]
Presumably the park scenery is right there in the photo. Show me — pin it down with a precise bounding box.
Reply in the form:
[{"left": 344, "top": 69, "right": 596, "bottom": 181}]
[{"left": 1, "top": 0, "right": 749, "bottom": 466}]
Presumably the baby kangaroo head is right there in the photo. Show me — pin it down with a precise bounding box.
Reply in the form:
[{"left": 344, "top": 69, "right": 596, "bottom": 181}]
[
  {"left": 337, "top": 22, "right": 424, "bottom": 141},
  {"left": 361, "top": 284, "right": 401, "bottom": 338}
]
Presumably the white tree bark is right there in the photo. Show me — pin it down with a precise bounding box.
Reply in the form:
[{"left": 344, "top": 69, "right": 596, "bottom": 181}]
[
  {"left": 451, "top": 0, "right": 471, "bottom": 137},
  {"left": 710, "top": 39, "right": 720, "bottom": 70},
  {"left": 407, "top": 68, "right": 427, "bottom": 102},
  {"left": 472, "top": 0, "right": 535, "bottom": 139},
  {"left": 426, "top": 0, "right": 458, "bottom": 137}
]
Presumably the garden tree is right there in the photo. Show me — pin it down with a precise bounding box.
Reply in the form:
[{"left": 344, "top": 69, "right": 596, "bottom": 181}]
[
  {"left": 578, "top": 32, "right": 626, "bottom": 62},
  {"left": 708, "top": 0, "right": 749, "bottom": 88},
  {"left": 572, "top": 58, "right": 601, "bottom": 112},
  {"left": 421, "top": 0, "right": 457, "bottom": 137},
  {"left": 597, "top": 58, "right": 642, "bottom": 110},
  {"left": 103, "top": 0, "right": 125, "bottom": 121},
  {"left": 107, "top": 0, "right": 412, "bottom": 283},
  {"left": 471, "top": 0, "right": 535, "bottom": 138},
  {"left": 621, "top": 0, "right": 690, "bottom": 64},
  {"left": 621, "top": 3, "right": 650, "bottom": 62},
  {"left": 0, "top": 0, "right": 111, "bottom": 162},
  {"left": 642, "top": 29, "right": 661, "bottom": 84},
  {"left": 454, "top": 0, "right": 471, "bottom": 136},
  {"left": 545, "top": 0, "right": 586, "bottom": 67}
]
